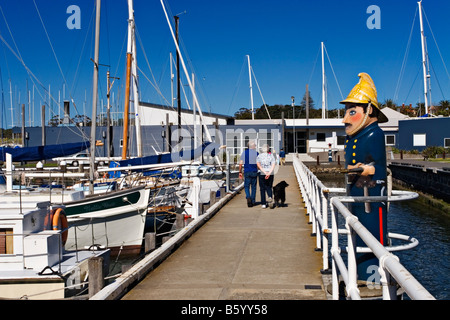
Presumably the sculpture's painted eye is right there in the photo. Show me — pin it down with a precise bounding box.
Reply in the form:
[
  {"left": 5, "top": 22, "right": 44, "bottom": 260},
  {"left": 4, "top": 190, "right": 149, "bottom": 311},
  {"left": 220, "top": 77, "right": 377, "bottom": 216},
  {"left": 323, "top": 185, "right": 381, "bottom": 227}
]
[{"left": 349, "top": 110, "right": 357, "bottom": 116}]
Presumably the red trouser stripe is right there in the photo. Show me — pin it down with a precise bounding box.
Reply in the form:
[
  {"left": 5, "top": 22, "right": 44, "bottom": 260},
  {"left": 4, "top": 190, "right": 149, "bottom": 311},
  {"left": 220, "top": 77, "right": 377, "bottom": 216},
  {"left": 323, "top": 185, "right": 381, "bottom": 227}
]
[{"left": 379, "top": 207, "right": 384, "bottom": 245}]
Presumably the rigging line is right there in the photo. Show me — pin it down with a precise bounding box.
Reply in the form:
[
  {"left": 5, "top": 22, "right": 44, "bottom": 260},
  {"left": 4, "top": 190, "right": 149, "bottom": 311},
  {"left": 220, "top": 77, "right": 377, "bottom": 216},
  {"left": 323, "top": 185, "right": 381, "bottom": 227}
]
[
  {"left": 227, "top": 57, "right": 246, "bottom": 115},
  {"left": 404, "top": 64, "right": 422, "bottom": 103},
  {"left": 0, "top": 15, "right": 12, "bottom": 81},
  {"left": 177, "top": 42, "right": 211, "bottom": 114},
  {"left": 157, "top": 51, "right": 170, "bottom": 93},
  {"left": 307, "top": 46, "right": 320, "bottom": 85},
  {"left": 422, "top": 7, "right": 450, "bottom": 83},
  {"left": 164, "top": 0, "right": 214, "bottom": 116},
  {"left": 136, "top": 65, "right": 171, "bottom": 106},
  {"left": 0, "top": 6, "right": 24, "bottom": 68},
  {"left": 169, "top": 14, "right": 212, "bottom": 115},
  {"left": 323, "top": 44, "right": 343, "bottom": 100},
  {"left": 394, "top": 7, "right": 417, "bottom": 103},
  {"left": 69, "top": 4, "right": 96, "bottom": 114},
  {"left": 429, "top": 58, "right": 446, "bottom": 101},
  {"left": 136, "top": 65, "right": 195, "bottom": 137},
  {"left": 0, "top": 34, "right": 50, "bottom": 100},
  {"left": 250, "top": 66, "right": 272, "bottom": 120},
  {"left": 135, "top": 27, "right": 172, "bottom": 106},
  {"left": 135, "top": 26, "right": 161, "bottom": 99},
  {"left": 0, "top": 32, "right": 88, "bottom": 139},
  {"left": 33, "top": 0, "right": 74, "bottom": 110}
]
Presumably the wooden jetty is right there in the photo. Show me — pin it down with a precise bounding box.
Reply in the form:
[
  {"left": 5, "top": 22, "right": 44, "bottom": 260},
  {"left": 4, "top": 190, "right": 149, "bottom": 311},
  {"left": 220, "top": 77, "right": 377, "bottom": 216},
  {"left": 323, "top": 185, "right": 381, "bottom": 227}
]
[{"left": 118, "top": 164, "right": 326, "bottom": 300}]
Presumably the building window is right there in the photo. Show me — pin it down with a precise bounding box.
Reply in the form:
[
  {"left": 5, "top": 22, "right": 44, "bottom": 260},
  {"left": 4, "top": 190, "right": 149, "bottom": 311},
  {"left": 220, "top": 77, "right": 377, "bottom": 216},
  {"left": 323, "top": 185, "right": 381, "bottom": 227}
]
[
  {"left": 385, "top": 135, "right": 395, "bottom": 146},
  {"left": 0, "top": 228, "right": 13, "bottom": 254},
  {"left": 445, "top": 138, "right": 450, "bottom": 148},
  {"left": 226, "top": 131, "right": 275, "bottom": 159},
  {"left": 226, "top": 132, "right": 242, "bottom": 158},
  {"left": 337, "top": 136, "right": 346, "bottom": 145},
  {"left": 317, "top": 133, "right": 326, "bottom": 142},
  {"left": 413, "top": 134, "right": 426, "bottom": 147},
  {"left": 258, "top": 131, "right": 273, "bottom": 150}
]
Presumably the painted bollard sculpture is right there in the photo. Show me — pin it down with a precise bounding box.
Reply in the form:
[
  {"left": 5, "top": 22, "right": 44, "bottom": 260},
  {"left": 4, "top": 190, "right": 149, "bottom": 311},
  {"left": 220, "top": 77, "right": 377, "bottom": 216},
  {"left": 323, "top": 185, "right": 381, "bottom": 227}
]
[{"left": 341, "top": 73, "right": 389, "bottom": 284}]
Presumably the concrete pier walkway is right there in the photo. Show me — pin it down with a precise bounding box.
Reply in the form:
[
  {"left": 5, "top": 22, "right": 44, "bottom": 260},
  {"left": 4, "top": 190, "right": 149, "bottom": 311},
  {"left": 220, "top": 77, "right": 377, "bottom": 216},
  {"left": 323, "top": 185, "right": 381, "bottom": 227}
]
[{"left": 122, "top": 164, "right": 326, "bottom": 300}]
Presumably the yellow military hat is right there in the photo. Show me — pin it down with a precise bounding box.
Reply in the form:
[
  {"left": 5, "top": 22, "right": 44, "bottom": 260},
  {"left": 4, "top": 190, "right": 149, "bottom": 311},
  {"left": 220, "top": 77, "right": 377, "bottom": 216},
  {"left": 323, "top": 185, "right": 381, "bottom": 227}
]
[{"left": 340, "top": 72, "right": 388, "bottom": 123}]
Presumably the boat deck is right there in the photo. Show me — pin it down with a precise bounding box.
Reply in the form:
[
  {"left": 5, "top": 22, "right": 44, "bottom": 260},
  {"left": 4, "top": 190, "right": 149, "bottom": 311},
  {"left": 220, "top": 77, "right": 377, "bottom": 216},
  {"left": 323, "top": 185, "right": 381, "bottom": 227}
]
[{"left": 122, "top": 164, "right": 326, "bottom": 300}]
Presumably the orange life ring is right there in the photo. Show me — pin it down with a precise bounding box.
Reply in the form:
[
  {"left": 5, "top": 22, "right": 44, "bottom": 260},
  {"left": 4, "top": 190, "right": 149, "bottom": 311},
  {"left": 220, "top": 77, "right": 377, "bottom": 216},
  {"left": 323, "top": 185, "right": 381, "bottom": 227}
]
[{"left": 52, "top": 208, "right": 69, "bottom": 246}]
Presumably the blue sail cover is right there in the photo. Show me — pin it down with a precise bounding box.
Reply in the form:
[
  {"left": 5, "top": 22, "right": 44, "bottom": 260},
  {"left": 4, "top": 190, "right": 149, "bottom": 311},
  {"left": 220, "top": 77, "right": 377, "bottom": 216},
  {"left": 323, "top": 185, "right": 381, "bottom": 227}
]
[
  {"left": 110, "top": 142, "right": 220, "bottom": 177},
  {"left": 0, "top": 141, "right": 90, "bottom": 162}
]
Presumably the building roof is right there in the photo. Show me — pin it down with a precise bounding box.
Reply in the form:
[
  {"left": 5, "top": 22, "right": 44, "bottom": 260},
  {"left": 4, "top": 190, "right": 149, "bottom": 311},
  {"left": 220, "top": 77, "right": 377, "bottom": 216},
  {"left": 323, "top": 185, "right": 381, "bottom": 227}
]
[
  {"left": 140, "top": 102, "right": 232, "bottom": 120},
  {"left": 379, "top": 107, "right": 410, "bottom": 129}
]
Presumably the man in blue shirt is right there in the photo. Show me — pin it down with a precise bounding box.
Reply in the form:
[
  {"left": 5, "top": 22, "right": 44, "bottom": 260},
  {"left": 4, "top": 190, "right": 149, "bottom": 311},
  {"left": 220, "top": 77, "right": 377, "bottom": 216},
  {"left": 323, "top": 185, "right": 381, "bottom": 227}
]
[
  {"left": 239, "top": 140, "right": 259, "bottom": 207},
  {"left": 279, "top": 148, "right": 286, "bottom": 166}
]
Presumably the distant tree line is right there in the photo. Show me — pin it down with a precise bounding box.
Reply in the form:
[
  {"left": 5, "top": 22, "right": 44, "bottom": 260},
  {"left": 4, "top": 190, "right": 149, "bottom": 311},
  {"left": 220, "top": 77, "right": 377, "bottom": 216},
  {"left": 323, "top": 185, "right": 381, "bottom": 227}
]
[
  {"left": 380, "top": 99, "right": 450, "bottom": 117},
  {"left": 234, "top": 93, "right": 450, "bottom": 119},
  {"left": 47, "top": 114, "right": 126, "bottom": 127},
  {"left": 234, "top": 91, "right": 346, "bottom": 119}
]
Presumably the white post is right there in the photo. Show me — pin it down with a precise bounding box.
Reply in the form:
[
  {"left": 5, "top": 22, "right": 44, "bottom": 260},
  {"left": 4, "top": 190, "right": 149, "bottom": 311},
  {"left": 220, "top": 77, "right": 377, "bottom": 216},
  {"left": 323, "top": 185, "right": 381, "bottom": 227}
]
[
  {"left": 247, "top": 55, "right": 254, "bottom": 120},
  {"left": 6, "top": 153, "right": 13, "bottom": 192},
  {"left": 185, "top": 177, "right": 200, "bottom": 219},
  {"left": 330, "top": 204, "right": 339, "bottom": 300},
  {"left": 418, "top": 1, "right": 429, "bottom": 115},
  {"left": 321, "top": 193, "right": 329, "bottom": 270},
  {"left": 379, "top": 263, "right": 398, "bottom": 300},
  {"left": 346, "top": 219, "right": 360, "bottom": 298}
]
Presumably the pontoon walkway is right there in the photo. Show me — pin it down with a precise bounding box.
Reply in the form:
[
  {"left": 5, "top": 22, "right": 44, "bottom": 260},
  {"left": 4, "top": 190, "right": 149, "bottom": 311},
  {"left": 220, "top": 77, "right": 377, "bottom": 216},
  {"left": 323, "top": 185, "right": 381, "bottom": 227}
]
[{"left": 122, "top": 164, "right": 326, "bottom": 300}]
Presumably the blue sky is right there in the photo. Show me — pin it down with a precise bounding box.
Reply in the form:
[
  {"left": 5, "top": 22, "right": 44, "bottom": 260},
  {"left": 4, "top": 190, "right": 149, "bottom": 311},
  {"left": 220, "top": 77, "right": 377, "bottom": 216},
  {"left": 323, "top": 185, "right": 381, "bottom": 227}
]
[{"left": 0, "top": 0, "right": 449, "bottom": 128}]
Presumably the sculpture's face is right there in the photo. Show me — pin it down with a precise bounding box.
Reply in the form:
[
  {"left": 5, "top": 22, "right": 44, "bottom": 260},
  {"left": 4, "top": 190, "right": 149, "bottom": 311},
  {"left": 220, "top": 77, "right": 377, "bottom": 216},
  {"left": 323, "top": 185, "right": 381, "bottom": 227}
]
[{"left": 342, "top": 104, "right": 368, "bottom": 136}]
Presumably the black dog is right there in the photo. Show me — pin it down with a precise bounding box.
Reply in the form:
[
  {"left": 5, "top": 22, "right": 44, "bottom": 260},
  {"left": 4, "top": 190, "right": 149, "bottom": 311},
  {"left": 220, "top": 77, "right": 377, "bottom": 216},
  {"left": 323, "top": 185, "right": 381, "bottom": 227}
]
[{"left": 272, "top": 180, "right": 289, "bottom": 208}]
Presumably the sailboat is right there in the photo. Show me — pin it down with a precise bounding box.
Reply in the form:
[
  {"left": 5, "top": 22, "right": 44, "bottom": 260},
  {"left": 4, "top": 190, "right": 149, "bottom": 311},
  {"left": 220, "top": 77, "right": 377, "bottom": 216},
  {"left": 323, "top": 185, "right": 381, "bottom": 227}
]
[
  {"left": 0, "top": 200, "right": 110, "bottom": 300},
  {"left": 0, "top": 141, "right": 90, "bottom": 163},
  {"left": 0, "top": 0, "right": 152, "bottom": 257}
]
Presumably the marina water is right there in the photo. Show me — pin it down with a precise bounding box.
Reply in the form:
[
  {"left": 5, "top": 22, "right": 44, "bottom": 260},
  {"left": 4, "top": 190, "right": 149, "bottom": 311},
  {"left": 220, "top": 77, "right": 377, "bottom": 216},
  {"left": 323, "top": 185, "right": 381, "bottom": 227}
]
[{"left": 318, "top": 173, "right": 450, "bottom": 300}]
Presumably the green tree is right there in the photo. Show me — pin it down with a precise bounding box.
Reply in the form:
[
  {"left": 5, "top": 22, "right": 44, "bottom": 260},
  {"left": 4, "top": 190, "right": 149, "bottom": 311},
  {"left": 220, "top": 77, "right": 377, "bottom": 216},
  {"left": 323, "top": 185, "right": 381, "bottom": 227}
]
[
  {"left": 380, "top": 99, "right": 397, "bottom": 110},
  {"left": 436, "top": 100, "right": 450, "bottom": 116},
  {"left": 48, "top": 115, "right": 62, "bottom": 127},
  {"left": 234, "top": 107, "right": 252, "bottom": 119}
]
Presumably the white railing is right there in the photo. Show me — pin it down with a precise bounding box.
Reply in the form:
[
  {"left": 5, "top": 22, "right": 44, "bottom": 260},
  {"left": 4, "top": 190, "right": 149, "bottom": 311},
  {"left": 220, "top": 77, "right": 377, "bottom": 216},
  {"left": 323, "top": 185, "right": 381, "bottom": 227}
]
[{"left": 293, "top": 156, "right": 435, "bottom": 300}]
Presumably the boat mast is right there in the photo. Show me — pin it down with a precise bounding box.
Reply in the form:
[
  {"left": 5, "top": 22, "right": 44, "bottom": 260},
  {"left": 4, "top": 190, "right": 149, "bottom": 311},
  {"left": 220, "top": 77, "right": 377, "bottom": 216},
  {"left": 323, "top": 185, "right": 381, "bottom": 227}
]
[
  {"left": 89, "top": 0, "right": 101, "bottom": 195},
  {"left": 160, "top": 0, "right": 219, "bottom": 165},
  {"left": 247, "top": 55, "right": 254, "bottom": 120},
  {"left": 122, "top": 53, "right": 132, "bottom": 159},
  {"left": 128, "top": 0, "right": 143, "bottom": 157},
  {"left": 418, "top": 1, "right": 430, "bottom": 115},
  {"left": 321, "top": 42, "right": 326, "bottom": 119},
  {"left": 160, "top": 0, "right": 213, "bottom": 144}
]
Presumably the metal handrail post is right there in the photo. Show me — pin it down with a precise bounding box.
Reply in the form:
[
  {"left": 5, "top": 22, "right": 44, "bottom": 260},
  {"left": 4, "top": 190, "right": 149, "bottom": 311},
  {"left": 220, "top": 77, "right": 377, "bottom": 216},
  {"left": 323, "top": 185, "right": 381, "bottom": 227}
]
[
  {"left": 330, "top": 204, "right": 340, "bottom": 300},
  {"left": 314, "top": 185, "right": 321, "bottom": 247},
  {"left": 311, "top": 182, "right": 317, "bottom": 235},
  {"left": 345, "top": 215, "right": 360, "bottom": 299},
  {"left": 321, "top": 191, "right": 329, "bottom": 270},
  {"left": 379, "top": 261, "right": 398, "bottom": 300}
]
